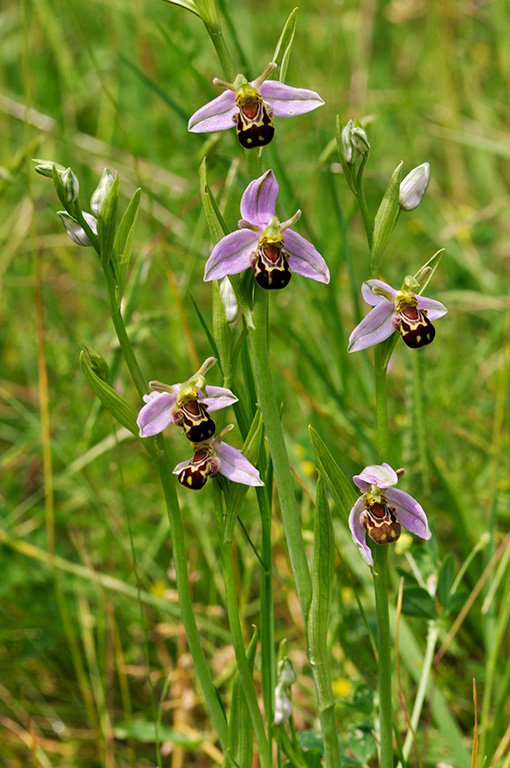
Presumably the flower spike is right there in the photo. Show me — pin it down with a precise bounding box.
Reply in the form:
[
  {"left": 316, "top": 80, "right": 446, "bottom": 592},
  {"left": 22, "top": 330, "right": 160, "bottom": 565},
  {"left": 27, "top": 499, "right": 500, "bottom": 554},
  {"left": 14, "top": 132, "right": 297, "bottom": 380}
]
[
  {"left": 204, "top": 170, "right": 330, "bottom": 290},
  {"left": 348, "top": 276, "right": 447, "bottom": 352},
  {"left": 349, "top": 463, "right": 430, "bottom": 566},
  {"left": 188, "top": 63, "right": 324, "bottom": 149}
]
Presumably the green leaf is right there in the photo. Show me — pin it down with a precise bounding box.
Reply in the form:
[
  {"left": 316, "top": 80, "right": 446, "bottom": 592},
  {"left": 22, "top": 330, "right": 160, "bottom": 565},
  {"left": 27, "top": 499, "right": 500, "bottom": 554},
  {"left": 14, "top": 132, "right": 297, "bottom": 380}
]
[
  {"left": 161, "top": 0, "right": 199, "bottom": 17},
  {"left": 227, "top": 627, "right": 258, "bottom": 768},
  {"left": 51, "top": 163, "right": 70, "bottom": 211},
  {"left": 199, "top": 157, "right": 230, "bottom": 244},
  {"left": 212, "top": 279, "right": 232, "bottom": 379},
  {"left": 370, "top": 160, "right": 403, "bottom": 274},
  {"left": 98, "top": 173, "right": 120, "bottom": 267},
  {"left": 350, "top": 683, "right": 374, "bottom": 715},
  {"left": 114, "top": 188, "right": 141, "bottom": 303},
  {"left": 271, "top": 8, "right": 298, "bottom": 83},
  {"left": 115, "top": 717, "right": 202, "bottom": 747},
  {"left": 223, "top": 408, "right": 264, "bottom": 542},
  {"left": 401, "top": 585, "right": 437, "bottom": 620},
  {"left": 80, "top": 350, "right": 141, "bottom": 441},
  {"left": 437, "top": 553, "right": 455, "bottom": 609},
  {"left": 346, "top": 723, "right": 377, "bottom": 762},
  {"left": 308, "top": 426, "right": 357, "bottom": 523}
]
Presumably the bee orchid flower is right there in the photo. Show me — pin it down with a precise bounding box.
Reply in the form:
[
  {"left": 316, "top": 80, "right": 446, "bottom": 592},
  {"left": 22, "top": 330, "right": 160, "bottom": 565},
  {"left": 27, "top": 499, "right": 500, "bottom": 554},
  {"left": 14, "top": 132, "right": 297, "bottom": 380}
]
[
  {"left": 204, "top": 170, "right": 330, "bottom": 289},
  {"left": 188, "top": 63, "right": 324, "bottom": 149},
  {"left": 137, "top": 358, "right": 237, "bottom": 442},
  {"left": 349, "top": 463, "right": 430, "bottom": 566},
  {"left": 348, "top": 276, "right": 447, "bottom": 352},
  {"left": 174, "top": 429, "right": 264, "bottom": 490}
]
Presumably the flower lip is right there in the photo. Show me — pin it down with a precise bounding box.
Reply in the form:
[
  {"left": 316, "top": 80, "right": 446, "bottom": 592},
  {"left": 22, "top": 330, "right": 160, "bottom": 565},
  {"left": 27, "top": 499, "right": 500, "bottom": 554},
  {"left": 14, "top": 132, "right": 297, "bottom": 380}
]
[
  {"left": 349, "top": 463, "right": 430, "bottom": 566},
  {"left": 172, "top": 434, "right": 264, "bottom": 489}
]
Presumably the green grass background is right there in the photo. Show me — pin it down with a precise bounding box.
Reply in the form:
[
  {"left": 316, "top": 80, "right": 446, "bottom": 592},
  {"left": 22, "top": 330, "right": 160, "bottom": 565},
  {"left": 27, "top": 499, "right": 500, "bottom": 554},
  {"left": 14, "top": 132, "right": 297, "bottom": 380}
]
[{"left": 0, "top": 0, "right": 509, "bottom": 765}]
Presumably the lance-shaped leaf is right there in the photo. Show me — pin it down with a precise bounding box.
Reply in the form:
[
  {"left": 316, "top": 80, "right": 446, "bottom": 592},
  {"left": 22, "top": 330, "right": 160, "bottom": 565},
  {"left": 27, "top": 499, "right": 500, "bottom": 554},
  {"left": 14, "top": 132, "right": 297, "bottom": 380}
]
[
  {"left": 98, "top": 173, "right": 120, "bottom": 267},
  {"left": 161, "top": 0, "right": 199, "bottom": 17},
  {"left": 307, "top": 473, "right": 335, "bottom": 708},
  {"left": 226, "top": 627, "right": 258, "bottom": 768},
  {"left": 80, "top": 350, "right": 140, "bottom": 438},
  {"left": 271, "top": 7, "right": 298, "bottom": 83},
  {"left": 309, "top": 426, "right": 357, "bottom": 522},
  {"left": 223, "top": 408, "right": 264, "bottom": 542},
  {"left": 370, "top": 160, "right": 403, "bottom": 275}
]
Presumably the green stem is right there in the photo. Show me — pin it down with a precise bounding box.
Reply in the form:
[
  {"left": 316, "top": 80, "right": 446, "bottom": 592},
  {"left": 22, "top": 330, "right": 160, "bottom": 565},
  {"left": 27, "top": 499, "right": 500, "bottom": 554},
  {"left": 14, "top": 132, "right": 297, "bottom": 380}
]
[
  {"left": 373, "top": 341, "right": 393, "bottom": 768},
  {"left": 355, "top": 156, "right": 373, "bottom": 250},
  {"left": 372, "top": 545, "right": 393, "bottom": 768},
  {"left": 258, "top": 483, "right": 275, "bottom": 735},
  {"left": 248, "top": 287, "right": 312, "bottom": 619},
  {"left": 411, "top": 351, "right": 430, "bottom": 493},
  {"left": 245, "top": 148, "right": 263, "bottom": 181},
  {"left": 194, "top": 0, "right": 236, "bottom": 81},
  {"left": 103, "top": 264, "right": 147, "bottom": 399},
  {"left": 212, "top": 485, "right": 272, "bottom": 768},
  {"left": 155, "top": 443, "right": 228, "bottom": 751}
]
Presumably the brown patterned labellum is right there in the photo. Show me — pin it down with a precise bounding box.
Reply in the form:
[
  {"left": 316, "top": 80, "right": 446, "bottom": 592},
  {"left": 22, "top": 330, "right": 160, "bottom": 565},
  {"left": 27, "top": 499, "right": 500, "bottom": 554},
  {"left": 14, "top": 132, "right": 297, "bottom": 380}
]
[
  {"left": 361, "top": 501, "right": 402, "bottom": 545},
  {"left": 397, "top": 305, "right": 435, "bottom": 348},
  {"left": 233, "top": 101, "right": 275, "bottom": 149},
  {"left": 178, "top": 448, "right": 219, "bottom": 491},
  {"left": 253, "top": 244, "right": 292, "bottom": 290},
  {"left": 174, "top": 400, "right": 216, "bottom": 443}
]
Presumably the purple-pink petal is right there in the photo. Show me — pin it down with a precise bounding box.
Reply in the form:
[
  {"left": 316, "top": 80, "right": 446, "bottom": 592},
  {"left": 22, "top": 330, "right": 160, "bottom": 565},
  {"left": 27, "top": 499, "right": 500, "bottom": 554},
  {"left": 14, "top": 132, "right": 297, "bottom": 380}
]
[
  {"left": 214, "top": 440, "right": 264, "bottom": 486},
  {"left": 188, "top": 90, "right": 237, "bottom": 133},
  {"left": 353, "top": 463, "right": 399, "bottom": 492},
  {"left": 283, "top": 229, "right": 330, "bottom": 284},
  {"left": 137, "top": 391, "right": 176, "bottom": 437},
  {"left": 348, "top": 302, "right": 395, "bottom": 352},
  {"left": 204, "top": 229, "right": 258, "bottom": 281},
  {"left": 349, "top": 498, "right": 373, "bottom": 566},
  {"left": 240, "top": 170, "right": 278, "bottom": 226},
  {"left": 415, "top": 295, "right": 448, "bottom": 321},
  {"left": 259, "top": 81, "right": 324, "bottom": 117},
  {"left": 200, "top": 385, "right": 238, "bottom": 412},
  {"left": 361, "top": 279, "right": 396, "bottom": 307},
  {"left": 385, "top": 488, "right": 431, "bottom": 540}
]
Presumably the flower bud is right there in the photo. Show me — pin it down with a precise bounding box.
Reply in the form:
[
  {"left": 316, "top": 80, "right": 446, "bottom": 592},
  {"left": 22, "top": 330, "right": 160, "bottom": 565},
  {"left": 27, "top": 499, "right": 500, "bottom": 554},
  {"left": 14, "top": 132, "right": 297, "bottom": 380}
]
[
  {"left": 61, "top": 167, "right": 80, "bottom": 203},
  {"left": 87, "top": 350, "right": 110, "bottom": 382},
  {"left": 33, "top": 159, "right": 66, "bottom": 178},
  {"left": 58, "top": 211, "right": 97, "bottom": 246},
  {"left": 399, "top": 162, "right": 430, "bottom": 211},
  {"left": 274, "top": 684, "right": 292, "bottom": 725},
  {"left": 350, "top": 125, "right": 371, "bottom": 154},
  {"left": 90, "top": 168, "right": 115, "bottom": 216},
  {"left": 219, "top": 277, "right": 238, "bottom": 323},
  {"left": 340, "top": 119, "right": 370, "bottom": 164}
]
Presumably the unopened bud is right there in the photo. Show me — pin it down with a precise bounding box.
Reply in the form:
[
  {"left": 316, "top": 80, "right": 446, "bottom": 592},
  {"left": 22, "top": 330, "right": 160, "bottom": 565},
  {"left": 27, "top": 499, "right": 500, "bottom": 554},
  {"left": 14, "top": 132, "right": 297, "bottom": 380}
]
[
  {"left": 219, "top": 277, "right": 238, "bottom": 323},
  {"left": 351, "top": 125, "right": 371, "bottom": 154},
  {"left": 61, "top": 167, "right": 80, "bottom": 203},
  {"left": 341, "top": 119, "right": 370, "bottom": 164},
  {"left": 90, "top": 168, "right": 115, "bottom": 216},
  {"left": 274, "top": 683, "right": 292, "bottom": 725},
  {"left": 33, "top": 159, "right": 66, "bottom": 178},
  {"left": 399, "top": 162, "right": 430, "bottom": 211},
  {"left": 87, "top": 350, "right": 110, "bottom": 382},
  {"left": 58, "top": 211, "right": 97, "bottom": 246}
]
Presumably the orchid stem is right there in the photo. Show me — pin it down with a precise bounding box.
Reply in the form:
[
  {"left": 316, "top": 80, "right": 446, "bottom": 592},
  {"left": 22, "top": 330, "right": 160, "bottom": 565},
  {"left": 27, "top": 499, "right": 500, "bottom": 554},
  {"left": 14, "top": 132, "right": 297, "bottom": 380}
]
[
  {"left": 156, "top": 444, "right": 229, "bottom": 751},
  {"left": 249, "top": 287, "right": 312, "bottom": 621},
  {"left": 212, "top": 484, "right": 272, "bottom": 768},
  {"left": 356, "top": 156, "right": 373, "bottom": 250},
  {"left": 373, "top": 344, "right": 394, "bottom": 768}
]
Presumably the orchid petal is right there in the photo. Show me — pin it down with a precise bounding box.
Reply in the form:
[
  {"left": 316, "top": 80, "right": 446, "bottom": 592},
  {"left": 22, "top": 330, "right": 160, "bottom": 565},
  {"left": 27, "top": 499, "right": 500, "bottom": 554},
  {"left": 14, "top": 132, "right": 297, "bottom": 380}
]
[
  {"left": 283, "top": 229, "right": 330, "bottom": 284},
  {"left": 240, "top": 170, "right": 278, "bottom": 226},
  {"left": 353, "top": 463, "right": 399, "bottom": 492},
  {"left": 259, "top": 81, "right": 324, "bottom": 117},
  {"left": 348, "top": 302, "right": 395, "bottom": 352},
  {"left": 214, "top": 441, "right": 264, "bottom": 486},
  {"left": 385, "top": 488, "right": 431, "bottom": 540},
  {"left": 204, "top": 229, "right": 258, "bottom": 281},
  {"left": 416, "top": 295, "right": 448, "bottom": 321},
  {"left": 361, "top": 279, "right": 396, "bottom": 306},
  {"left": 201, "top": 385, "right": 238, "bottom": 412},
  {"left": 188, "top": 90, "right": 237, "bottom": 133},
  {"left": 137, "top": 391, "right": 176, "bottom": 437},
  {"left": 349, "top": 498, "right": 373, "bottom": 566},
  {"left": 58, "top": 211, "right": 97, "bottom": 246}
]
